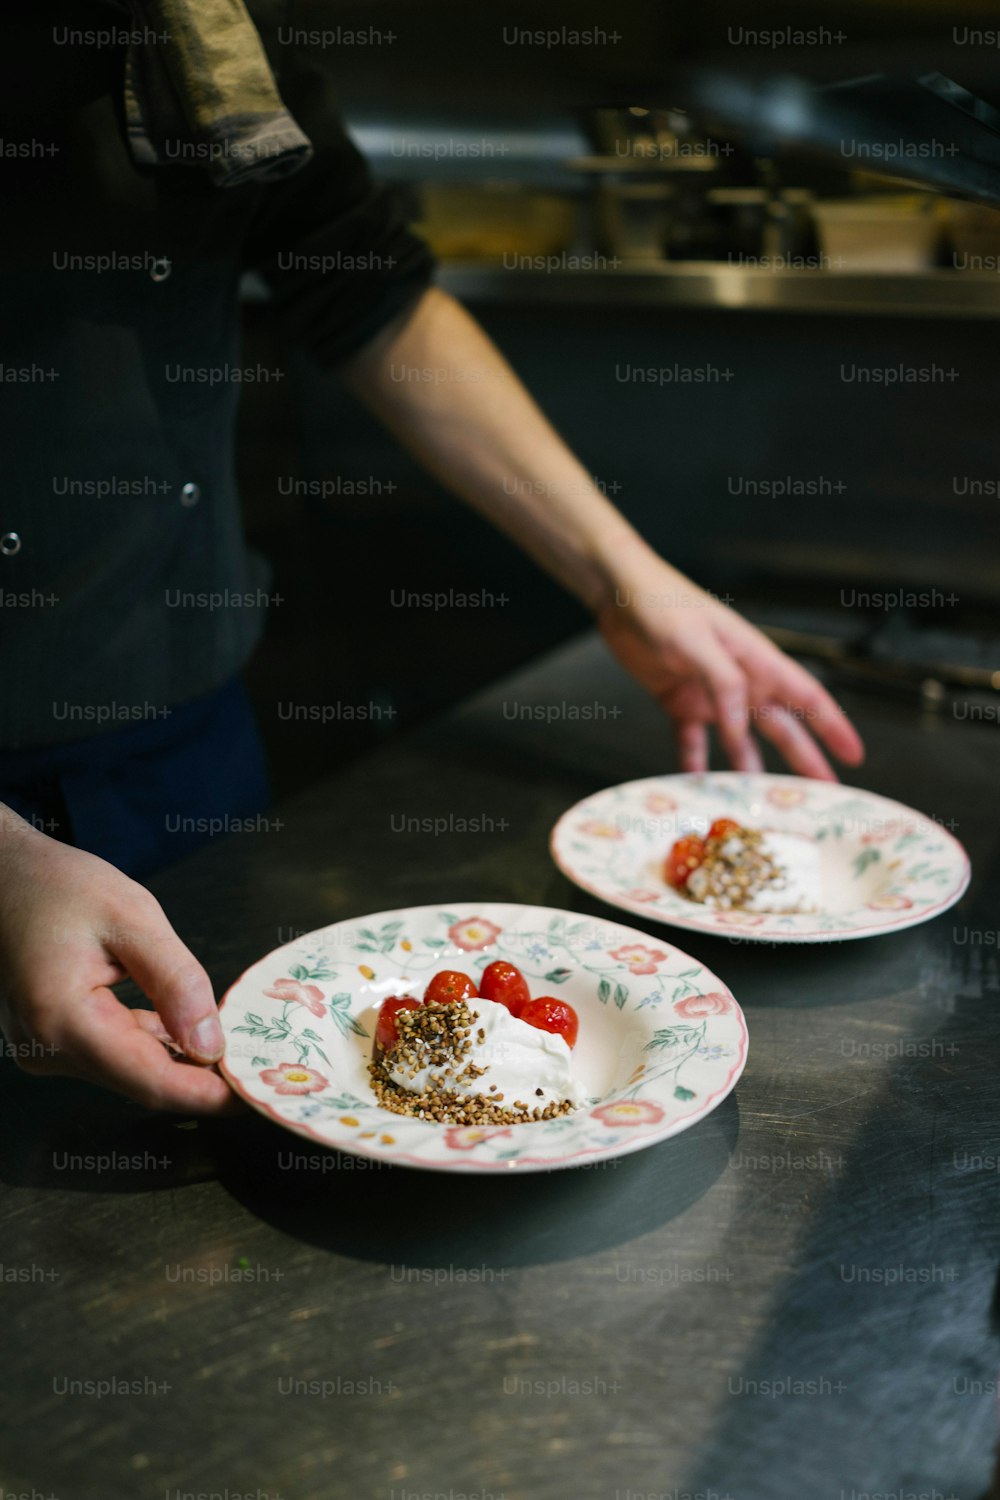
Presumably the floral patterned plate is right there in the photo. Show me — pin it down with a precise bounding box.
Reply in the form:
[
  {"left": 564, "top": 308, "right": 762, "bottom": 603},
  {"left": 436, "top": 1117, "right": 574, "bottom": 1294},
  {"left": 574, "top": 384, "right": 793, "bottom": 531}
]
[
  {"left": 550, "top": 772, "right": 970, "bottom": 944},
  {"left": 218, "top": 903, "right": 747, "bottom": 1173}
]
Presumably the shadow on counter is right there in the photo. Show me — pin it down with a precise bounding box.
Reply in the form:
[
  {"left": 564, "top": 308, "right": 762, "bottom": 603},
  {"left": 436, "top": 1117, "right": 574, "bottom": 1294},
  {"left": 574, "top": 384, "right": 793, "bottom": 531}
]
[
  {"left": 206, "top": 1090, "right": 739, "bottom": 1269},
  {"left": 0, "top": 1037, "right": 739, "bottom": 1269}
]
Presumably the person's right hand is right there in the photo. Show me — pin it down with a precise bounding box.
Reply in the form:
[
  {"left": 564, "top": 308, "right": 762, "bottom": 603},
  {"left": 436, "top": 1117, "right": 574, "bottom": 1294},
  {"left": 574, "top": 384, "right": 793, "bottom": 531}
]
[
  {"left": 0, "top": 810, "right": 237, "bottom": 1112},
  {"left": 595, "top": 549, "right": 865, "bottom": 778}
]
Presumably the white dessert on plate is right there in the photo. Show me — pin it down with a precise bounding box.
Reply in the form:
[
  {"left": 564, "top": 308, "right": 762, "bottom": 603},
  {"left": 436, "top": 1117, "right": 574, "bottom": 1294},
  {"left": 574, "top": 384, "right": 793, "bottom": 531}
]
[
  {"left": 369, "top": 995, "right": 587, "bottom": 1123},
  {"left": 683, "top": 825, "right": 823, "bottom": 914},
  {"left": 388, "top": 997, "right": 587, "bottom": 1109}
]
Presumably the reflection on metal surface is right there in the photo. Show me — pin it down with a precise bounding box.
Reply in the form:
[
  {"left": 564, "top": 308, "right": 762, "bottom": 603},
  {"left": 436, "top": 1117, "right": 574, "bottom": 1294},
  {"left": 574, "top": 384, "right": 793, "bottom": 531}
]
[{"left": 440, "top": 261, "right": 1000, "bottom": 318}]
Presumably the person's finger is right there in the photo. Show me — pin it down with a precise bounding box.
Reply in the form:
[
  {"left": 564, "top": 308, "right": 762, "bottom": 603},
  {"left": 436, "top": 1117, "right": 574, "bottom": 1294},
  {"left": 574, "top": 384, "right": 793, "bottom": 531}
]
[
  {"left": 677, "top": 632, "right": 757, "bottom": 770},
  {"left": 133, "top": 1008, "right": 184, "bottom": 1052},
  {"left": 753, "top": 703, "right": 837, "bottom": 781},
  {"left": 703, "top": 657, "right": 756, "bottom": 770},
  {"left": 57, "top": 989, "right": 240, "bottom": 1114},
  {"left": 675, "top": 720, "right": 709, "bottom": 773},
  {"left": 777, "top": 660, "right": 865, "bottom": 766},
  {"left": 719, "top": 619, "right": 865, "bottom": 768},
  {"left": 734, "top": 731, "right": 765, "bottom": 774},
  {"left": 104, "top": 898, "right": 224, "bottom": 1063}
]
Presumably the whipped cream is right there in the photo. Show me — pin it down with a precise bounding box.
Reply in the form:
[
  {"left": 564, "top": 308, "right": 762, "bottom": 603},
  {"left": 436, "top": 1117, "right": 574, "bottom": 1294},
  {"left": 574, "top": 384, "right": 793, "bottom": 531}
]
[
  {"left": 751, "top": 831, "right": 823, "bottom": 912},
  {"left": 388, "top": 996, "right": 587, "bottom": 1109}
]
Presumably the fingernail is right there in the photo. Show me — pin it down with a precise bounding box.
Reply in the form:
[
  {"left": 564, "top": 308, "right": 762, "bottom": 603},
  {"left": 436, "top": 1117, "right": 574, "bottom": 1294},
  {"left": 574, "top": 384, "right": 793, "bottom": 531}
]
[{"left": 189, "top": 1014, "right": 224, "bottom": 1061}]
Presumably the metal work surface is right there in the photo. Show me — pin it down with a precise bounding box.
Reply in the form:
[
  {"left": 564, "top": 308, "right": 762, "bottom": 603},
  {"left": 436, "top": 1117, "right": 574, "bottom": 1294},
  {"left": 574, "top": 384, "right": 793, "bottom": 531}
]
[
  {"left": 441, "top": 262, "right": 1000, "bottom": 320},
  {"left": 1, "top": 634, "right": 997, "bottom": 1499}
]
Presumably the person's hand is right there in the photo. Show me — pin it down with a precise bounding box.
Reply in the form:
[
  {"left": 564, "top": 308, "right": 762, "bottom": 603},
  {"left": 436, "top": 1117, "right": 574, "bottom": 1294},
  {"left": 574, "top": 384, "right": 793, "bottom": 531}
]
[
  {"left": 596, "top": 553, "right": 864, "bottom": 779},
  {"left": 0, "top": 812, "right": 236, "bottom": 1112}
]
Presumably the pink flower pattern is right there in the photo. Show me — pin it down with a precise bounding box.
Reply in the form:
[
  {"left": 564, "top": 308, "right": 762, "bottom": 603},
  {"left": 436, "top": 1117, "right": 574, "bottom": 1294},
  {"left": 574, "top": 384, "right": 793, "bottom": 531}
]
[
  {"left": 578, "top": 819, "right": 623, "bottom": 840},
  {"left": 766, "top": 786, "right": 807, "bottom": 808},
  {"left": 259, "top": 1063, "right": 329, "bottom": 1095},
  {"left": 447, "top": 918, "right": 502, "bottom": 952},
  {"left": 262, "top": 977, "right": 326, "bottom": 1018},
  {"left": 443, "top": 1126, "right": 512, "bottom": 1150},
  {"left": 610, "top": 942, "right": 669, "bottom": 976},
  {"left": 643, "top": 792, "right": 678, "bottom": 814},
  {"left": 592, "top": 1100, "right": 665, "bottom": 1128},
  {"left": 674, "top": 992, "right": 731, "bottom": 1018},
  {"left": 860, "top": 820, "right": 917, "bottom": 845}
]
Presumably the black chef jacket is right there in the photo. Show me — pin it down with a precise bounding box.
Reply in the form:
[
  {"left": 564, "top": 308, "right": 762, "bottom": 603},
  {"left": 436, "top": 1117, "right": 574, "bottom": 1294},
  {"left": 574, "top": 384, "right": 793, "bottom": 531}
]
[{"left": 0, "top": 0, "right": 435, "bottom": 749}]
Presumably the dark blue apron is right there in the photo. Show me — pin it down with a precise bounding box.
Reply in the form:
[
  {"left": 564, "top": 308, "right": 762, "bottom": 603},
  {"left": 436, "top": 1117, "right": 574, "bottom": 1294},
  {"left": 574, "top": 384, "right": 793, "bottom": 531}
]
[{"left": 0, "top": 677, "right": 270, "bottom": 879}]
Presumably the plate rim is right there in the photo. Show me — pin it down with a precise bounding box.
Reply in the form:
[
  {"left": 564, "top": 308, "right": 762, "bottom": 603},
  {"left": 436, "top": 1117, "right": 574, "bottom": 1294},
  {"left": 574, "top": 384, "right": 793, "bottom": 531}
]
[
  {"left": 217, "top": 899, "right": 749, "bottom": 1173},
  {"left": 549, "top": 771, "right": 972, "bottom": 945}
]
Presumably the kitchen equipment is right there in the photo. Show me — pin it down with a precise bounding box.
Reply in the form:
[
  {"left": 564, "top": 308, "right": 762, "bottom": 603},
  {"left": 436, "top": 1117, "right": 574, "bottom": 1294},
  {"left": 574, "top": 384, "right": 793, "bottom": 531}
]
[
  {"left": 810, "top": 193, "right": 944, "bottom": 271},
  {"left": 417, "top": 182, "right": 579, "bottom": 260}
]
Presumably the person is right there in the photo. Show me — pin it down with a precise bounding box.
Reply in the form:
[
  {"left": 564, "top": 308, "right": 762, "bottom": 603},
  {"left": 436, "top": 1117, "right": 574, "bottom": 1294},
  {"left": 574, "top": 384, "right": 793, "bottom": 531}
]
[{"left": 0, "top": 1, "right": 863, "bottom": 1114}]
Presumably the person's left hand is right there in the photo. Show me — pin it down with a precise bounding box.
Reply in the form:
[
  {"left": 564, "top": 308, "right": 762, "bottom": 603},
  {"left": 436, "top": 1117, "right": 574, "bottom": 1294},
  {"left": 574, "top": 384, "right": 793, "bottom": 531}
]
[{"left": 596, "top": 554, "right": 865, "bottom": 779}]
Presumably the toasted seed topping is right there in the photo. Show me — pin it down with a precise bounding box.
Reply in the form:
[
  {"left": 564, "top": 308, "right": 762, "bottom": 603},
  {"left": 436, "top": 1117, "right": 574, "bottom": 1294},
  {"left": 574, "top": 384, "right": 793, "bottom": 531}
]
[
  {"left": 683, "top": 826, "right": 791, "bottom": 910},
  {"left": 368, "top": 998, "right": 577, "bottom": 1125}
]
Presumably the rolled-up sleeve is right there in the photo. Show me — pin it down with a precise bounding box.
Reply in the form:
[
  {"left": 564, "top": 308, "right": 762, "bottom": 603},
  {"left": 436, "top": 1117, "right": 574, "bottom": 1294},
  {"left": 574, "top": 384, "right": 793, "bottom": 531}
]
[{"left": 243, "top": 47, "right": 436, "bottom": 366}]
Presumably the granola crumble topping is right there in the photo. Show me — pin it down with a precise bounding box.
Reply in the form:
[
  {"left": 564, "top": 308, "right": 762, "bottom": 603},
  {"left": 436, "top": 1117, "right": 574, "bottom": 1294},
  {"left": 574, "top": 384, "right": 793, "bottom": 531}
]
[{"left": 368, "top": 999, "right": 578, "bottom": 1125}]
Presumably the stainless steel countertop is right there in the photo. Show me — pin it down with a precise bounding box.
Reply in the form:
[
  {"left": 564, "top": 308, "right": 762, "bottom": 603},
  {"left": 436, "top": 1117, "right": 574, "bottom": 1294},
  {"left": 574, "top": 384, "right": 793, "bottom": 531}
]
[
  {"left": 440, "top": 261, "right": 1000, "bottom": 319},
  {"left": 0, "top": 633, "right": 996, "bottom": 1499}
]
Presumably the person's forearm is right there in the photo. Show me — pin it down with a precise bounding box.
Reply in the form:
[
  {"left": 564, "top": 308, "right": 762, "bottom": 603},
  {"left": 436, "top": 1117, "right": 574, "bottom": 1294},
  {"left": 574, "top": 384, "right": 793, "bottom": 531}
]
[{"left": 340, "top": 287, "right": 659, "bottom": 613}]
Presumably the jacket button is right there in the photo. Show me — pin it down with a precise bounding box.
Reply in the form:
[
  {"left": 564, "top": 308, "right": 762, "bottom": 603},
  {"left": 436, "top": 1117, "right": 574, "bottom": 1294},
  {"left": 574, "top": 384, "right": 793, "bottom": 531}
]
[
  {"left": 0, "top": 532, "right": 21, "bottom": 556},
  {"left": 180, "top": 482, "right": 201, "bottom": 507},
  {"left": 150, "top": 257, "right": 172, "bottom": 282}
]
